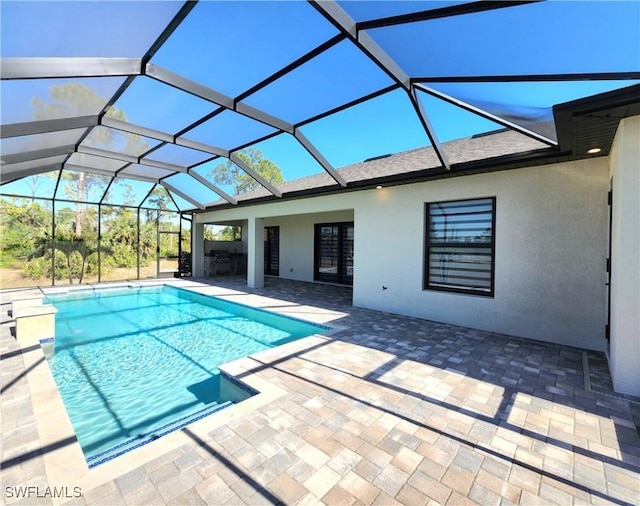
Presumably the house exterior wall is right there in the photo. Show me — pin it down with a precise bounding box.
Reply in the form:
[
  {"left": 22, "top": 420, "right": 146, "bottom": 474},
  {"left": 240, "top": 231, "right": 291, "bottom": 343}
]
[
  {"left": 354, "top": 158, "right": 609, "bottom": 351},
  {"left": 609, "top": 115, "right": 640, "bottom": 397},
  {"left": 196, "top": 156, "right": 609, "bottom": 352}
]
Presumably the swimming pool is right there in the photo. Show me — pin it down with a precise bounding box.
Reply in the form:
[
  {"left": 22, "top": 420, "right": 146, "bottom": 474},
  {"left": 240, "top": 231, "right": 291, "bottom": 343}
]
[{"left": 43, "top": 285, "right": 328, "bottom": 466}]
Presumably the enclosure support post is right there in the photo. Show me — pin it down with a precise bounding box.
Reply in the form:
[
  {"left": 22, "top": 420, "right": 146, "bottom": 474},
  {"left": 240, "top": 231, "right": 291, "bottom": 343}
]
[
  {"left": 192, "top": 221, "right": 205, "bottom": 278},
  {"left": 247, "top": 217, "right": 264, "bottom": 289}
]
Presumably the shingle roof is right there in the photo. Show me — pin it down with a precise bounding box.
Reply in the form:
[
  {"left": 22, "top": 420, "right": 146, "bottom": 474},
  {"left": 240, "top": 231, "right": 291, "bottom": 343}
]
[{"left": 223, "top": 128, "right": 549, "bottom": 205}]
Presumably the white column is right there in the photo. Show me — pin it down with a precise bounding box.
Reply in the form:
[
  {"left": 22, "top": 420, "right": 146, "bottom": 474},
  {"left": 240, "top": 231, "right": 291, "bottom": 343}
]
[
  {"left": 609, "top": 115, "right": 640, "bottom": 397},
  {"left": 247, "top": 217, "right": 264, "bottom": 288},
  {"left": 192, "top": 221, "right": 205, "bottom": 278}
]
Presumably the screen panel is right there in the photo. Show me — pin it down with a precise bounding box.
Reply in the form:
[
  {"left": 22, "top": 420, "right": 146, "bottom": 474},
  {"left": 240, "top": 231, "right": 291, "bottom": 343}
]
[
  {"left": 1, "top": 129, "right": 87, "bottom": 156},
  {"left": 425, "top": 81, "right": 640, "bottom": 142},
  {"left": 367, "top": 2, "right": 640, "bottom": 77},
  {"left": 1, "top": 78, "right": 127, "bottom": 124},
  {"left": 163, "top": 173, "right": 220, "bottom": 207},
  {"left": 106, "top": 77, "right": 217, "bottom": 134},
  {"left": 103, "top": 178, "right": 155, "bottom": 207},
  {"left": 1, "top": 1, "right": 183, "bottom": 58},
  {"left": 65, "top": 152, "right": 129, "bottom": 174},
  {"left": 183, "top": 110, "right": 277, "bottom": 152},
  {"left": 119, "top": 164, "right": 176, "bottom": 182},
  {"left": 237, "top": 134, "right": 325, "bottom": 183},
  {"left": 242, "top": 39, "right": 394, "bottom": 124},
  {"left": 55, "top": 169, "right": 111, "bottom": 203},
  {"left": 81, "top": 126, "right": 159, "bottom": 157},
  {"left": 143, "top": 143, "right": 213, "bottom": 167},
  {"left": 299, "top": 88, "right": 430, "bottom": 169},
  {"left": 337, "top": 1, "right": 471, "bottom": 23},
  {"left": 0, "top": 197, "right": 54, "bottom": 288},
  {"left": 140, "top": 186, "right": 178, "bottom": 211},
  {"left": 150, "top": 0, "right": 338, "bottom": 97},
  {"left": 0, "top": 170, "right": 59, "bottom": 199}
]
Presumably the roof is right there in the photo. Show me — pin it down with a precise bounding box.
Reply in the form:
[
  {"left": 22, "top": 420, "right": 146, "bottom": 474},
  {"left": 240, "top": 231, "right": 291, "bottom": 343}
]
[
  {"left": 1, "top": 1, "right": 639, "bottom": 212},
  {"left": 230, "top": 128, "right": 550, "bottom": 204}
]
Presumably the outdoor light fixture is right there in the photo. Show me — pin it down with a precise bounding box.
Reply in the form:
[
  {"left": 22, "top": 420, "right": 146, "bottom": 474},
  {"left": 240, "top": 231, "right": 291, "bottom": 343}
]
[
  {"left": 587, "top": 147, "right": 602, "bottom": 154},
  {"left": 376, "top": 185, "right": 383, "bottom": 189}
]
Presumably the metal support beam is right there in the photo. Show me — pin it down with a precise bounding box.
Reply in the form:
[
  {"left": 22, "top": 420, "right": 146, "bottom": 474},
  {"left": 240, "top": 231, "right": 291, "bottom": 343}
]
[
  {"left": 358, "top": 1, "right": 538, "bottom": 30},
  {"left": 188, "top": 170, "right": 238, "bottom": 205},
  {"left": 235, "top": 102, "right": 294, "bottom": 134},
  {"left": 161, "top": 181, "right": 205, "bottom": 210},
  {"left": 111, "top": 171, "right": 158, "bottom": 184},
  {"left": 412, "top": 72, "right": 640, "bottom": 83},
  {"left": 414, "top": 83, "right": 557, "bottom": 146},
  {"left": 294, "top": 130, "right": 347, "bottom": 187},
  {"left": 1, "top": 116, "right": 99, "bottom": 139},
  {"left": 63, "top": 163, "right": 117, "bottom": 179},
  {"left": 146, "top": 63, "right": 235, "bottom": 109},
  {"left": 76, "top": 145, "right": 188, "bottom": 173},
  {"left": 100, "top": 116, "right": 174, "bottom": 144},
  {"left": 2, "top": 145, "right": 75, "bottom": 165},
  {"left": 356, "top": 30, "right": 411, "bottom": 89},
  {"left": 101, "top": 116, "right": 229, "bottom": 157},
  {"left": 139, "top": 156, "right": 189, "bottom": 173},
  {"left": 77, "top": 145, "right": 138, "bottom": 165},
  {"left": 147, "top": 63, "right": 295, "bottom": 135},
  {"left": 1, "top": 57, "right": 142, "bottom": 80},
  {"left": 0, "top": 164, "right": 62, "bottom": 184},
  {"left": 1, "top": 155, "right": 68, "bottom": 176},
  {"left": 309, "top": 0, "right": 450, "bottom": 170},
  {"left": 175, "top": 137, "right": 229, "bottom": 158},
  {"left": 309, "top": 0, "right": 409, "bottom": 87},
  {"left": 411, "top": 85, "right": 451, "bottom": 170},
  {"left": 230, "top": 153, "right": 282, "bottom": 198}
]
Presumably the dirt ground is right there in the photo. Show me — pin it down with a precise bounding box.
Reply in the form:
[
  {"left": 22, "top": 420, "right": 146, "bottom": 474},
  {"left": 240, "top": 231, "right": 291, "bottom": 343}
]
[{"left": 0, "top": 260, "right": 178, "bottom": 290}]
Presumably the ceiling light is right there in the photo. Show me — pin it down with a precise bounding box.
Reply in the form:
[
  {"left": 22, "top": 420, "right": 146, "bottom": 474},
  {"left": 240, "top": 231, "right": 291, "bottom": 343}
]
[
  {"left": 587, "top": 147, "right": 602, "bottom": 154},
  {"left": 376, "top": 185, "right": 383, "bottom": 190}
]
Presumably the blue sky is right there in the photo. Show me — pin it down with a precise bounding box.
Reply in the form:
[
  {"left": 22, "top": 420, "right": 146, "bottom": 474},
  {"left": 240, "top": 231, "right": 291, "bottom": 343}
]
[{"left": 2, "top": 0, "right": 639, "bottom": 191}]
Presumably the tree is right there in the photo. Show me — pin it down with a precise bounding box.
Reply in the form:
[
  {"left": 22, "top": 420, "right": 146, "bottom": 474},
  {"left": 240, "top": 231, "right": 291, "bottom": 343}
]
[
  {"left": 0, "top": 198, "right": 50, "bottom": 263},
  {"left": 33, "top": 83, "right": 149, "bottom": 235},
  {"left": 210, "top": 147, "right": 284, "bottom": 195}
]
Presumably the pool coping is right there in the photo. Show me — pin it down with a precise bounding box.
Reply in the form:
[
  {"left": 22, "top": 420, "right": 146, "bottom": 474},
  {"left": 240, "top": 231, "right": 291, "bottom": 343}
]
[{"left": 18, "top": 279, "right": 348, "bottom": 504}]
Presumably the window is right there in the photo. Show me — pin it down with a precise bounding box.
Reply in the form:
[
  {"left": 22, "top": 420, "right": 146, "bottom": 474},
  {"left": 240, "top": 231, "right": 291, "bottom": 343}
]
[
  {"left": 264, "top": 226, "right": 279, "bottom": 276},
  {"left": 424, "top": 197, "right": 495, "bottom": 296}
]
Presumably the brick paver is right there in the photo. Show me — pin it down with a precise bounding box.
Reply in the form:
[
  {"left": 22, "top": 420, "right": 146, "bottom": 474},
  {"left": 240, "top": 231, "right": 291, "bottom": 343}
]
[{"left": 2, "top": 277, "right": 639, "bottom": 505}]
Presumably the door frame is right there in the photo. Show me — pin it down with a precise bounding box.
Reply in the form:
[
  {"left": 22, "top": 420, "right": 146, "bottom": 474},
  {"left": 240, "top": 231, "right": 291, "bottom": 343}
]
[
  {"left": 157, "top": 230, "right": 180, "bottom": 277},
  {"left": 314, "top": 222, "right": 354, "bottom": 285}
]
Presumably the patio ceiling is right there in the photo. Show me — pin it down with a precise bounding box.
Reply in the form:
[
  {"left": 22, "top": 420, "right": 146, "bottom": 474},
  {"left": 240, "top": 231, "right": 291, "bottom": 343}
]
[{"left": 1, "top": 0, "right": 639, "bottom": 212}]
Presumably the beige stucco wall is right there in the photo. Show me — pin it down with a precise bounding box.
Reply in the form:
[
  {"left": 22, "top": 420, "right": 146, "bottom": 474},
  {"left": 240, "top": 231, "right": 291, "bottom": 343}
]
[
  {"left": 196, "top": 156, "right": 610, "bottom": 352},
  {"left": 608, "top": 115, "right": 640, "bottom": 396}
]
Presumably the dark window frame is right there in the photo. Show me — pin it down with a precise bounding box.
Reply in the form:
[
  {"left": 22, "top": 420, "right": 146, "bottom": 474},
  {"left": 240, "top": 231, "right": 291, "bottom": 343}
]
[
  {"left": 424, "top": 197, "right": 496, "bottom": 297},
  {"left": 264, "top": 226, "right": 279, "bottom": 277}
]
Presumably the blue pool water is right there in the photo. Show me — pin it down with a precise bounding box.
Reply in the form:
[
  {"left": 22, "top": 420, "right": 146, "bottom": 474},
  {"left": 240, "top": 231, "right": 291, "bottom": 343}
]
[{"left": 44, "top": 285, "right": 327, "bottom": 464}]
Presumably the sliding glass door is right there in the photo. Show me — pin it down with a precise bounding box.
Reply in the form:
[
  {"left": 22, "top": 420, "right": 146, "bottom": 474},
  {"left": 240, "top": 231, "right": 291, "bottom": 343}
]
[{"left": 314, "top": 222, "right": 353, "bottom": 285}]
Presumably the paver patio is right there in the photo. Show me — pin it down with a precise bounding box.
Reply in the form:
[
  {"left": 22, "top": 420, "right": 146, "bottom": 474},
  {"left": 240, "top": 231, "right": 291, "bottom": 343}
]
[{"left": 1, "top": 277, "right": 639, "bottom": 505}]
